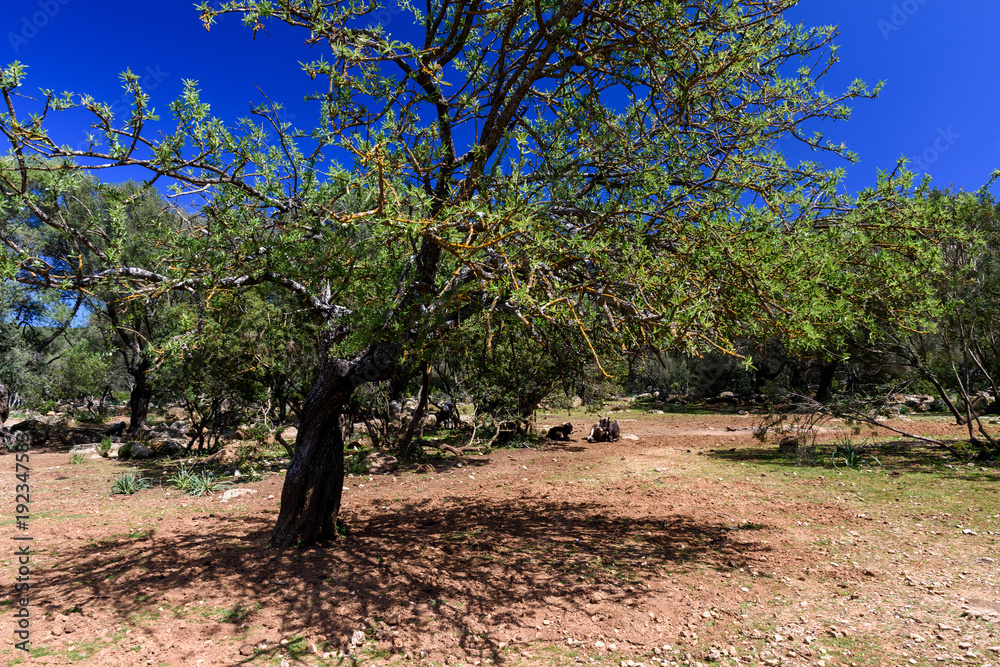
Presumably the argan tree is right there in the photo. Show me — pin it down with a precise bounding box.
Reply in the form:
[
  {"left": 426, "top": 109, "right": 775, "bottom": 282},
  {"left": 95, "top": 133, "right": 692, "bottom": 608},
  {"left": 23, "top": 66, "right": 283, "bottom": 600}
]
[
  {"left": 878, "top": 186, "right": 1000, "bottom": 458},
  {"left": 1, "top": 1, "right": 952, "bottom": 547}
]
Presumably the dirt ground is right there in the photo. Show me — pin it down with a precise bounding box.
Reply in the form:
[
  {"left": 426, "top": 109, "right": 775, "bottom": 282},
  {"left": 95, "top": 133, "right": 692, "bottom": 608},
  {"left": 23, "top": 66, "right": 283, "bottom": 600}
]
[{"left": 2, "top": 411, "right": 999, "bottom": 667}]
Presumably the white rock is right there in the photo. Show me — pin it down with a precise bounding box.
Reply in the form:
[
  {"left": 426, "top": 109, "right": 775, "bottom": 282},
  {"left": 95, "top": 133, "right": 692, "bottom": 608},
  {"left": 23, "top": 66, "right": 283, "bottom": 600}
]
[{"left": 220, "top": 488, "right": 258, "bottom": 502}]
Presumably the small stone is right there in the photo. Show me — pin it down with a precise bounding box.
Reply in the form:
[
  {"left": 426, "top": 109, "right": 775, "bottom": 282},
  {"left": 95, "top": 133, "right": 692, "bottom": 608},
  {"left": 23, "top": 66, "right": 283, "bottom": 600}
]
[
  {"left": 220, "top": 488, "right": 257, "bottom": 502},
  {"left": 240, "top": 645, "right": 255, "bottom": 656}
]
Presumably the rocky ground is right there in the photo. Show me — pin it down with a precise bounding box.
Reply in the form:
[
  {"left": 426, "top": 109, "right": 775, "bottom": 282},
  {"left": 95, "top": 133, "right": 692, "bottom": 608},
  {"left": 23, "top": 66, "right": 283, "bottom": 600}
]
[{"left": 1, "top": 411, "right": 999, "bottom": 667}]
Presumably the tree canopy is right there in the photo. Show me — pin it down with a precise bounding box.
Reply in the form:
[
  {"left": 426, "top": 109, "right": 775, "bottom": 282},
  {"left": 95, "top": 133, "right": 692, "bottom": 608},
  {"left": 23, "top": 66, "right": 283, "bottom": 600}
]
[{"left": 0, "top": 0, "right": 957, "bottom": 547}]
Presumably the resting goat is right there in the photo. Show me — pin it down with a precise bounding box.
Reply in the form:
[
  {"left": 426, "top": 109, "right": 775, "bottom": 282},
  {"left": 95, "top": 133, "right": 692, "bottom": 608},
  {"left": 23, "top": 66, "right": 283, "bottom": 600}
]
[
  {"left": 546, "top": 422, "right": 574, "bottom": 441},
  {"left": 586, "top": 416, "right": 621, "bottom": 443}
]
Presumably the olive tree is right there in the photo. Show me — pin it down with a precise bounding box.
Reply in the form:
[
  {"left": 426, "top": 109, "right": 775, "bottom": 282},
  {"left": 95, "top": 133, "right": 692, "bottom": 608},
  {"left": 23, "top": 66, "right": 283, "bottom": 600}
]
[{"left": 1, "top": 1, "right": 952, "bottom": 547}]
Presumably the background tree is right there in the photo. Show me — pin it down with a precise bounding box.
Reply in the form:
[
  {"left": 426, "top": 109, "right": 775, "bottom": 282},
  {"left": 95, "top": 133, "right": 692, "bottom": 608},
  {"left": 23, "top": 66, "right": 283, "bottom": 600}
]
[
  {"left": 1, "top": 1, "right": 955, "bottom": 547},
  {"left": 0, "top": 167, "right": 181, "bottom": 430},
  {"left": 154, "top": 288, "right": 321, "bottom": 450},
  {"left": 877, "top": 186, "right": 1000, "bottom": 458}
]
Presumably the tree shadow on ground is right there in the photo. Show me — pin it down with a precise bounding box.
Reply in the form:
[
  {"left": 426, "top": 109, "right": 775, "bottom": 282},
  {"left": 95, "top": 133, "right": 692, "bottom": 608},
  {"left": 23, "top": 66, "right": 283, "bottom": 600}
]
[{"left": 35, "top": 496, "right": 771, "bottom": 664}]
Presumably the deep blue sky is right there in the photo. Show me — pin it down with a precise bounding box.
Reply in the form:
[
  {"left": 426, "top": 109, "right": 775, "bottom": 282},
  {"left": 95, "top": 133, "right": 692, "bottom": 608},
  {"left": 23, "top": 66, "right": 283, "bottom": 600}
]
[{"left": 3, "top": 0, "right": 998, "bottom": 197}]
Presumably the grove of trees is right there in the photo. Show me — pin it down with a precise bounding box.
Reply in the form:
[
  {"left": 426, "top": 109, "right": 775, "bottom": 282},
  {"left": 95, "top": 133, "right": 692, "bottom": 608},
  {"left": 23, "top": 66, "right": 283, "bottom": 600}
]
[{"left": 1, "top": 1, "right": 995, "bottom": 547}]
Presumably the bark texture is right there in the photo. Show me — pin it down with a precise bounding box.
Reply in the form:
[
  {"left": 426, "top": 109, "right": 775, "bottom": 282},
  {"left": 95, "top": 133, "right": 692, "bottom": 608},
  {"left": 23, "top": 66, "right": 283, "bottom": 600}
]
[
  {"left": 127, "top": 362, "right": 152, "bottom": 433},
  {"left": 0, "top": 383, "right": 8, "bottom": 424},
  {"left": 272, "top": 342, "right": 400, "bottom": 549}
]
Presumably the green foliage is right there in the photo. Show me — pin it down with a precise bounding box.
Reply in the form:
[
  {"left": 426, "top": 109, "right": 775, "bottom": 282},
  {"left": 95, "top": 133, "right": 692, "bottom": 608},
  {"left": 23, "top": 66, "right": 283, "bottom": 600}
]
[
  {"left": 110, "top": 471, "right": 151, "bottom": 495},
  {"left": 96, "top": 437, "right": 113, "bottom": 457},
  {"left": 117, "top": 442, "right": 133, "bottom": 460},
  {"left": 345, "top": 447, "right": 369, "bottom": 476},
  {"left": 154, "top": 291, "right": 319, "bottom": 449},
  {"left": 0, "top": 3, "right": 951, "bottom": 376},
  {"left": 0, "top": 298, "right": 34, "bottom": 394},
  {"left": 52, "top": 340, "right": 113, "bottom": 401},
  {"left": 831, "top": 437, "right": 882, "bottom": 471},
  {"left": 69, "top": 453, "right": 86, "bottom": 465},
  {"left": 167, "top": 464, "right": 233, "bottom": 497},
  {"left": 237, "top": 464, "right": 264, "bottom": 483},
  {"left": 166, "top": 464, "right": 198, "bottom": 493},
  {"left": 0, "top": 2, "right": 975, "bottom": 545},
  {"left": 876, "top": 185, "right": 1000, "bottom": 459}
]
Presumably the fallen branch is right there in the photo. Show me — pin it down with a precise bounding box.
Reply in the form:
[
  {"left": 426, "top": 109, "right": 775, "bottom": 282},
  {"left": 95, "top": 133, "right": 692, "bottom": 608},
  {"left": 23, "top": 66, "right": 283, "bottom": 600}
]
[
  {"left": 832, "top": 407, "right": 964, "bottom": 458},
  {"left": 424, "top": 440, "right": 483, "bottom": 456}
]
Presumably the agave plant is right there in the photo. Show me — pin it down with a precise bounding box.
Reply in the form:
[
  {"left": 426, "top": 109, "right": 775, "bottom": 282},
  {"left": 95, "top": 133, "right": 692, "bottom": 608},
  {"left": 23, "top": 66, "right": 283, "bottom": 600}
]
[{"left": 110, "top": 471, "right": 151, "bottom": 495}]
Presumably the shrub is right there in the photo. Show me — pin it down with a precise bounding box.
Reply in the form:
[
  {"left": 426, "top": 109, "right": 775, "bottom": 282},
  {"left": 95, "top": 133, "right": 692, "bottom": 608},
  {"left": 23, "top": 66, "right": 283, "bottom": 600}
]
[
  {"left": 186, "top": 470, "right": 232, "bottom": 497},
  {"left": 831, "top": 437, "right": 882, "bottom": 470},
  {"left": 346, "top": 447, "right": 369, "bottom": 476},
  {"left": 168, "top": 464, "right": 232, "bottom": 496},
  {"left": 237, "top": 464, "right": 264, "bottom": 482},
  {"left": 110, "top": 471, "right": 151, "bottom": 495},
  {"left": 96, "top": 437, "right": 113, "bottom": 457},
  {"left": 69, "top": 453, "right": 86, "bottom": 465},
  {"left": 166, "top": 464, "right": 198, "bottom": 493}
]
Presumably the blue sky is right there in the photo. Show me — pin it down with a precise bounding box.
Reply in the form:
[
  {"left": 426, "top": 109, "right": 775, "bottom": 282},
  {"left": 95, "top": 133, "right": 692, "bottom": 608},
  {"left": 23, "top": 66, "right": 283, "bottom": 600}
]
[{"left": 3, "top": 0, "right": 998, "bottom": 197}]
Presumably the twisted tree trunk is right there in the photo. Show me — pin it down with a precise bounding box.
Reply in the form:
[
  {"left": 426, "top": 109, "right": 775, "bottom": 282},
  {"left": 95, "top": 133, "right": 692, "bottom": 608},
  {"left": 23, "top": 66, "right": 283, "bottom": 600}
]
[
  {"left": 127, "top": 361, "right": 152, "bottom": 433},
  {"left": 271, "top": 342, "right": 400, "bottom": 549}
]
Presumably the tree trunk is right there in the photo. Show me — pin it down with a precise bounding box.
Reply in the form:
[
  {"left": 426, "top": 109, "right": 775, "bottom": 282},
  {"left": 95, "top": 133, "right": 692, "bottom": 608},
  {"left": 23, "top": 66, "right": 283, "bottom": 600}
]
[
  {"left": 272, "top": 387, "right": 349, "bottom": 548},
  {"left": 271, "top": 339, "right": 402, "bottom": 548},
  {"left": 924, "top": 372, "right": 967, "bottom": 425},
  {"left": 128, "top": 362, "right": 152, "bottom": 433},
  {"left": 395, "top": 361, "right": 430, "bottom": 460},
  {"left": 814, "top": 360, "right": 838, "bottom": 402},
  {"left": 0, "top": 383, "right": 8, "bottom": 424}
]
